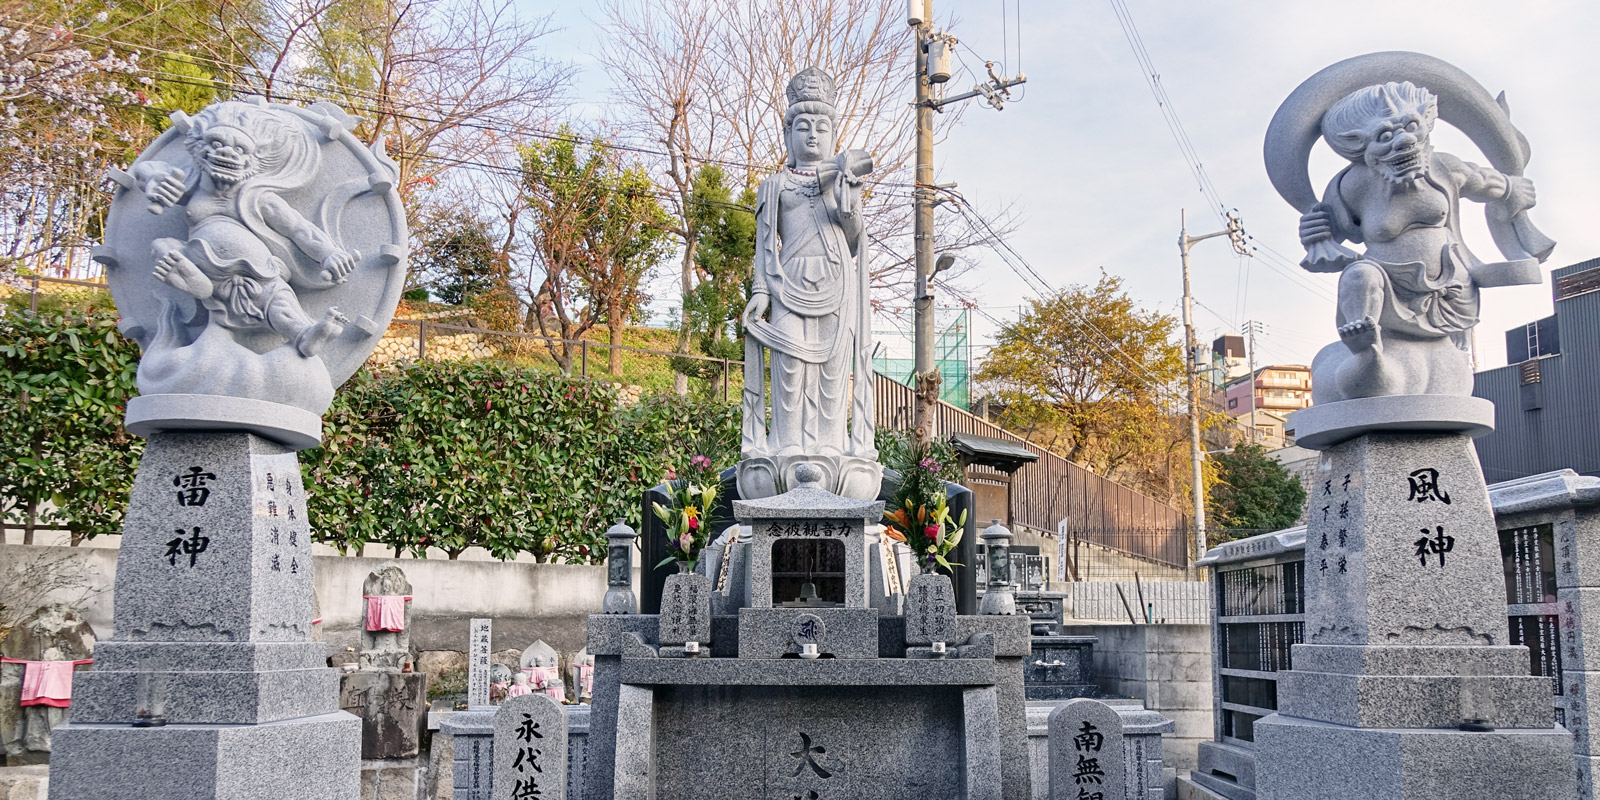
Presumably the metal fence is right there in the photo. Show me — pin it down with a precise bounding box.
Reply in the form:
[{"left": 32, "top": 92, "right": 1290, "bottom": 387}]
[
  {"left": 874, "top": 376, "right": 1192, "bottom": 570},
  {"left": 1069, "top": 580, "right": 1211, "bottom": 624}
]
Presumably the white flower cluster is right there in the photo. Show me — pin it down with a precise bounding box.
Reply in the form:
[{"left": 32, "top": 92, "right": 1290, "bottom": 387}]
[{"left": 0, "top": 19, "right": 147, "bottom": 284}]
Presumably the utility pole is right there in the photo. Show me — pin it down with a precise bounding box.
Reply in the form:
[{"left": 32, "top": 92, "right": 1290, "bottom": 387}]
[
  {"left": 1179, "top": 208, "right": 1248, "bottom": 565},
  {"left": 1243, "top": 320, "right": 1266, "bottom": 445},
  {"left": 909, "top": 0, "right": 1025, "bottom": 445}
]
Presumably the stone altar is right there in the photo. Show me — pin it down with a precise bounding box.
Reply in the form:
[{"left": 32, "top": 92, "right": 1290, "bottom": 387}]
[
  {"left": 583, "top": 465, "right": 1033, "bottom": 799},
  {"left": 1253, "top": 51, "right": 1572, "bottom": 800},
  {"left": 49, "top": 95, "right": 402, "bottom": 798}
]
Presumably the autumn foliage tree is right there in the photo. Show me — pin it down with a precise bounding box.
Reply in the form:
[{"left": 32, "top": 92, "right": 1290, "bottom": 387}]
[{"left": 975, "top": 273, "right": 1205, "bottom": 503}]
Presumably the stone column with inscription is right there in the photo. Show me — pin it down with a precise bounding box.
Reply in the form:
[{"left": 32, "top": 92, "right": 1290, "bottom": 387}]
[{"left": 48, "top": 96, "right": 407, "bottom": 798}]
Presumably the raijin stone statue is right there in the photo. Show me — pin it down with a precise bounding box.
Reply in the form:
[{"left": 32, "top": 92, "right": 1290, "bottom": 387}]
[
  {"left": 739, "top": 67, "right": 882, "bottom": 501},
  {"left": 1264, "top": 52, "right": 1553, "bottom": 444},
  {"left": 96, "top": 97, "right": 408, "bottom": 449}
]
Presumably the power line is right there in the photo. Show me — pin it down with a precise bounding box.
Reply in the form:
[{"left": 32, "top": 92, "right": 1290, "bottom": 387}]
[{"left": 26, "top": 21, "right": 930, "bottom": 193}]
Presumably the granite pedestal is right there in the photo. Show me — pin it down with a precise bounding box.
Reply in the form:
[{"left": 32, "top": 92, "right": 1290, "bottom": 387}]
[
  {"left": 1254, "top": 428, "right": 1575, "bottom": 799},
  {"left": 49, "top": 433, "right": 359, "bottom": 799}
]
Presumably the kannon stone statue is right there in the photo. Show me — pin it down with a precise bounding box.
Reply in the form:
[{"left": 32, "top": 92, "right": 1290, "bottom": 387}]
[
  {"left": 738, "top": 67, "right": 883, "bottom": 501},
  {"left": 1264, "top": 52, "right": 1553, "bottom": 407},
  {"left": 98, "top": 97, "right": 408, "bottom": 448}
]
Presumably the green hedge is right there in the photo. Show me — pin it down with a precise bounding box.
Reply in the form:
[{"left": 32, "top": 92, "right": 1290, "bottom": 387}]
[
  {"left": 0, "top": 305, "right": 142, "bottom": 541},
  {"left": 302, "top": 360, "right": 739, "bottom": 562},
  {"left": 0, "top": 306, "right": 739, "bottom": 561}
]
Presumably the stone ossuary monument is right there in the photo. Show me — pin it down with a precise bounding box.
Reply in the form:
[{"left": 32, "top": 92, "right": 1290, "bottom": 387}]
[
  {"left": 579, "top": 67, "right": 1035, "bottom": 800},
  {"left": 48, "top": 96, "right": 407, "bottom": 798},
  {"left": 1253, "top": 51, "right": 1575, "bottom": 799}
]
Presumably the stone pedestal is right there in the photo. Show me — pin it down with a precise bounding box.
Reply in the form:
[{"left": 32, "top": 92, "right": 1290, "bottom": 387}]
[
  {"left": 1255, "top": 431, "right": 1574, "bottom": 799},
  {"left": 339, "top": 670, "right": 428, "bottom": 759},
  {"left": 49, "top": 432, "right": 358, "bottom": 798}
]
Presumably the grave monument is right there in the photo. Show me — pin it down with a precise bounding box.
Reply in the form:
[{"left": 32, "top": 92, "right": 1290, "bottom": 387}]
[
  {"left": 48, "top": 95, "right": 406, "bottom": 798},
  {"left": 340, "top": 564, "right": 428, "bottom": 760},
  {"left": 581, "top": 67, "right": 1033, "bottom": 800},
  {"left": 1253, "top": 51, "right": 1574, "bottom": 799}
]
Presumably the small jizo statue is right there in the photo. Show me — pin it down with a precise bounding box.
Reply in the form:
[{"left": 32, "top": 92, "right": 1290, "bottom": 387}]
[
  {"left": 738, "top": 67, "right": 883, "bottom": 501},
  {"left": 1266, "top": 54, "right": 1553, "bottom": 404}
]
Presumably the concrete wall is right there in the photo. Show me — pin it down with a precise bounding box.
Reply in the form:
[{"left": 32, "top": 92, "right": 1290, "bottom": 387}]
[
  {"left": 0, "top": 544, "right": 612, "bottom": 659},
  {"left": 1059, "top": 623, "right": 1213, "bottom": 772}
]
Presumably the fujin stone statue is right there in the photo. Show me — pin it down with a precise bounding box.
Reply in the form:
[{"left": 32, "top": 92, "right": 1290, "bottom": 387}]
[
  {"left": 739, "top": 66, "right": 882, "bottom": 501},
  {"left": 96, "top": 96, "right": 408, "bottom": 448},
  {"left": 1264, "top": 51, "right": 1552, "bottom": 443},
  {"left": 1253, "top": 53, "right": 1575, "bottom": 800}
]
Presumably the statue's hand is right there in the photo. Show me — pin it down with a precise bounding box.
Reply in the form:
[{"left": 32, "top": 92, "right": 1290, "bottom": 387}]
[
  {"left": 145, "top": 168, "right": 187, "bottom": 213},
  {"left": 1500, "top": 175, "right": 1537, "bottom": 218},
  {"left": 742, "top": 293, "right": 769, "bottom": 327},
  {"left": 320, "top": 250, "right": 360, "bottom": 284},
  {"left": 1298, "top": 205, "right": 1334, "bottom": 247}
]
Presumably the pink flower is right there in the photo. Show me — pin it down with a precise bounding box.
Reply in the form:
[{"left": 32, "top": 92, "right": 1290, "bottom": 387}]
[
  {"left": 924, "top": 524, "right": 939, "bottom": 538},
  {"left": 665, "top": 468, "right": 678, "bottom": 481},
  {"left": 678, "top": 531, "right": 693, "bottom": 550},
  {"left": 688, "top": 517, "right": 700, "bottom": 530},
  {"left": 690, "top": 454, "right": 711, "bottom": 468}
]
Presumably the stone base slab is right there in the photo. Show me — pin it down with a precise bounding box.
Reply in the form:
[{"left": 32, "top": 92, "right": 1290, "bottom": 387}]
[
  {"left": 1288, "top": 394, "right": 1494, "bottom": 450},
  {"left": 70, "top": 664, "right": 340, "bottom": 724},
  {"left": 1193, "top": 739, "right": 1256, "bottom": 798},
  {"left": 1276, "top": 668, "right": 1556, "bottom": 728},
  {"left": 90, "top": 640, "right": 330, "bottom": 671},
  {"left": 1289, "top": 642, "right": 1535, "bottom": 675},
  {"left": 1178, "top": 774, "right": 1237, "bottom": 800},
  {"left": 49, "top": 711, "right": 361, "bottom": 799},
  {"left": 1255, "top": 713, "right": 1575, "bottom": 799}
]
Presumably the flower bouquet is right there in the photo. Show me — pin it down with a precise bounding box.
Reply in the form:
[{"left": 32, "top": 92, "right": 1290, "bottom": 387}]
[
  {"left": 651, "top": 454, "right": 722, "bottom": 572},
  {"left": 882, "top": 449, "right": 966, "bottom": 573}
]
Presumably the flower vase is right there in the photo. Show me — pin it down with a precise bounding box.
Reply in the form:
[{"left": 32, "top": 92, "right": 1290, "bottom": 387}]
[{"left": 676, "top": 560, "right": 694, "bottom": 574}]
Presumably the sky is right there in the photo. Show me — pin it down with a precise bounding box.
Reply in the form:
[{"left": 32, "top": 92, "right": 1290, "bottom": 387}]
[{"left": 520, "top": 0, "right": 1600, "bottom": 375}]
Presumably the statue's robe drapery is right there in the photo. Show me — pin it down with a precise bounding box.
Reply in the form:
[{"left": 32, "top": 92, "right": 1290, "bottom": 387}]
[{"left": 741, "top": 164, "right": 875, "bottom": 460}]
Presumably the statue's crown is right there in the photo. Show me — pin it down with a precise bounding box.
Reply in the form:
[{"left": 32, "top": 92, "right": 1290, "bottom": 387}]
[{"left": 786, "top": 67, "right": 837, "bottom": 109}]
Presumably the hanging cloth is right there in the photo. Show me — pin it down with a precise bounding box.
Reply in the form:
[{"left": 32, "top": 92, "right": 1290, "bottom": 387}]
[
  {"left": 2, "top": 657, "right": 93, "bottom": 708},
  {"left": 362, "top": 595, "right": 412, "bottom": 632}
]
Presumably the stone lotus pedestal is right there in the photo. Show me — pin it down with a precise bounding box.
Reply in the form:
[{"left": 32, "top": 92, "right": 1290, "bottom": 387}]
[
  {"left": 49, "top": 432, "right": 359, "bottom": 799},
  {"left": 1254, "top": 422, "right": 1574, "bottom": 799}
]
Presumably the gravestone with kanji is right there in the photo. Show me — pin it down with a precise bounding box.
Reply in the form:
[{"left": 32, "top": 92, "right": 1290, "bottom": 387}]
[{"left": 494, "top": 693, "right": 568, "bottom": 800}]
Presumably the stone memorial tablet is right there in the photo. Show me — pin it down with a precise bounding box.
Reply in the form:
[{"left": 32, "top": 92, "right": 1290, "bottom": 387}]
[
  {"left": 905, "top": 573, "right": 957, "bottom": 646},
  {"left": 494, "top": 693, "right": 567, "bottom": 800},
  {"left": 658, "top": 573, "right": 711, "bottom": 647},
  {"left": 1049, "top": 699, "right": 1123, "bottom": 800},
  {"left": 468, "top": 618, "right": 492, "bottom": 709}
]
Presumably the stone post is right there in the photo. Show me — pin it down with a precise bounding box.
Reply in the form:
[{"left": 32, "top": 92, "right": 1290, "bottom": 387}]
[
  {"left": 981, "top": 519, "right": 1018, "bottom": 616},
  {"left": 603, "top": 520, "right": 638, "bottom": 615}
]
